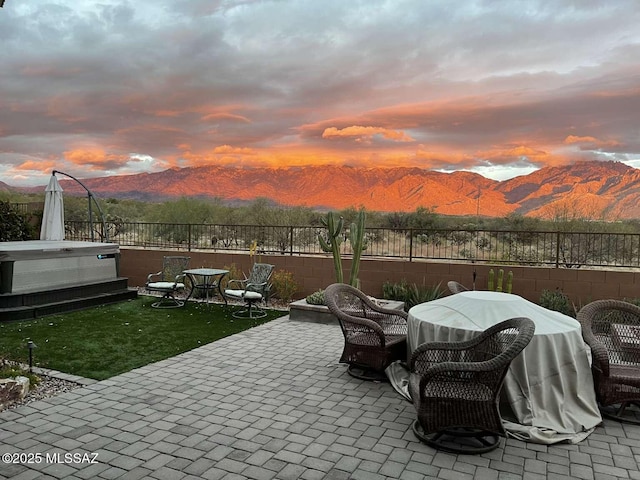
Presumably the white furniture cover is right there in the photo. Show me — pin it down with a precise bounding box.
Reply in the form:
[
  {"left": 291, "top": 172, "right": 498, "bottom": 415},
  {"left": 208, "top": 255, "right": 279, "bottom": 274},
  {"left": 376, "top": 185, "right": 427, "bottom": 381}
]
[{"left": 396, "top": 290, "right": 602, "bottom": 444}]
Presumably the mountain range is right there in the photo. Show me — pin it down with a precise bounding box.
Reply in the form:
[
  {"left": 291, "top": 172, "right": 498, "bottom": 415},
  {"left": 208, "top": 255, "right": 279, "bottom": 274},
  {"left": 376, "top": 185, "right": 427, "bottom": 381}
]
[{"left": 9, "top": 160, "right": 640, "bottom": 219}]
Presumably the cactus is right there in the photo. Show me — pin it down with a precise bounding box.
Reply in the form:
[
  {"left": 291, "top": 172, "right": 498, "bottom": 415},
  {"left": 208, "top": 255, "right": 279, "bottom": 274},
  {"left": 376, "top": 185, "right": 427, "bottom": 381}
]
[
  {"left": 488, "top": 268, "right": 513, "bottom": 293},
  {"left": 496, "top": 269, "right": 504, "bottom": 292},
  {"left": 318, "top": 212, "right": 344, "bottom": 283},
  {"left": 348, "top": 209, "right": 368, "bottom": 287},
  {"left": 318, "top": 209, "right": 369, "bottom": 287}
]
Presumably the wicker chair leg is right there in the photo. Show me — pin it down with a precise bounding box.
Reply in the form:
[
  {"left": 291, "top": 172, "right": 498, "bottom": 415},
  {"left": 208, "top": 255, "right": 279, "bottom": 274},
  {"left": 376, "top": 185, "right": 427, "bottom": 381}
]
[
  {"left": 412, "top": 420, "right": 502, "bottom": 454},
  {"left": 600, "top": 401, "right": 640, "bottom": 425}
]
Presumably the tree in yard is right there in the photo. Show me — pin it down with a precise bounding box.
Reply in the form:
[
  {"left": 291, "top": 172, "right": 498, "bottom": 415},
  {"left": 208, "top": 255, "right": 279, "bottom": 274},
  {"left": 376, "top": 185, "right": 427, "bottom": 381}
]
[{"left": 0, "top": 201, "right": 35, "bottom": 241}]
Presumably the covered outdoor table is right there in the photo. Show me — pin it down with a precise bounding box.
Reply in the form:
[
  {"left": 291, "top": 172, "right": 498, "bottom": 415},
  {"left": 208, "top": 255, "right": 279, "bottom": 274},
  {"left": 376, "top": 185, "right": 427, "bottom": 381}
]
[{"left": 396, "top": 290, "right": 602, "bottom": 444}]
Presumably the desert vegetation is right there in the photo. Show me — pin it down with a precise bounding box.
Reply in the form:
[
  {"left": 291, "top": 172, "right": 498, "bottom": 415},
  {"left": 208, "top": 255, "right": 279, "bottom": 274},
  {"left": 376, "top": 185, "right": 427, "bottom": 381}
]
[{"left": 6, "top": 191, "right": 640, "bottom": 269}]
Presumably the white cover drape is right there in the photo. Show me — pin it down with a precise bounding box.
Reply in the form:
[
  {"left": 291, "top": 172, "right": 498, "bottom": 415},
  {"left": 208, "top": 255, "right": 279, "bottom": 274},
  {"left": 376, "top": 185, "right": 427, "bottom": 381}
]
[{"left": 40, "top": 174, "right": 65, "bottom": 241}]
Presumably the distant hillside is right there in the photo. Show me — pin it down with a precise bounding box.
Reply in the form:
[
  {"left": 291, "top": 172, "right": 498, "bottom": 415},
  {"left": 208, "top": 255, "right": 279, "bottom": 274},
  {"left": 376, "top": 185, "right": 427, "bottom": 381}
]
[
  {"left": 13, "top": 160, "right": 640, "bottom": 218},
  {"left": 0, "top": 180, "right": 12, "bottom": 193}
]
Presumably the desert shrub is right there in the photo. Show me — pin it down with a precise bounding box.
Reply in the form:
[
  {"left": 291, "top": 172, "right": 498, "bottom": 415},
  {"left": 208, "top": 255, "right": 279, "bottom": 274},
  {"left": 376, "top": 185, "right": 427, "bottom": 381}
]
[
  {"left": 0, "top": 201, "right": 35, "bottom": 241},
  {"left": 221, "top": 263, "right": 242, "bottom": 290},
  {"left": 382, "top": 279, "right": 411, "bottom": 302},
  {"left": 539, "top": 289, "right": 575, "bottom": 317},
  {"left": 0, "top": 358, "right": 40, "bottom": 386},
  {"left": 271, "top": 270, "right": 298, "bottom": 303},
  {"left": 623, "top": 298, "right": 640, "bottom": 307},
  {"left": 305, "top": 289, "right": 325, "bottom": 305},
  {"left": 382, "top": 279, "right": 444, "bottom": 311},
  {"left": 406, "top": 282, "right": 444, "bottom": 310}
]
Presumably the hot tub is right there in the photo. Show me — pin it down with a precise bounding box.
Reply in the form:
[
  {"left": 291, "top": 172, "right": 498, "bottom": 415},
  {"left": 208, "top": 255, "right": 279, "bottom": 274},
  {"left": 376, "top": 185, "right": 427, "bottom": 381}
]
[{"left": 0, "top": 240, "right": 120, "bottom": 294}]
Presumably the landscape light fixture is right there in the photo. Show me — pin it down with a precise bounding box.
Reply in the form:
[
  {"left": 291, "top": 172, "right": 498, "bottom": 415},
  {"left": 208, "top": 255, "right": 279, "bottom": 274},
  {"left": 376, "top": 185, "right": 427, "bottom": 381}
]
[{"left": 27, "top": 341, "right": 36, "bottom": 373}]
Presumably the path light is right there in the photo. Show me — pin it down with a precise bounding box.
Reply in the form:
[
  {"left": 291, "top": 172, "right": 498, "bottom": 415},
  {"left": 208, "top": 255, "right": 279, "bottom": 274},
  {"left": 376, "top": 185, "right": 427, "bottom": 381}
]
[{"left": 27, "top": 340, "right": 36, "bottom": 373}]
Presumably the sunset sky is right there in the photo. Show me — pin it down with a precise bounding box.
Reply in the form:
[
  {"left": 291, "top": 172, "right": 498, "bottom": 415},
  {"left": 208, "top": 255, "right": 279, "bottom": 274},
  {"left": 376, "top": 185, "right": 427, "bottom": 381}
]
[{"left": 1, "top": 0, "right": 640, "bottom": 187}]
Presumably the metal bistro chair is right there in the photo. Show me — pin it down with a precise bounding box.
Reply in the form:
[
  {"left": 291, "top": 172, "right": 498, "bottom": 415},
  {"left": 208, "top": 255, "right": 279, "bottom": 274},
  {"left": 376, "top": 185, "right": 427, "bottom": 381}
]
[
  {"left": 145, "top": 256, "right": 191, "bottom": 308},
  {"left": 324, "top": 283, "right": 408, "bottom": 381},
  {"left": 578, "top": 299, "right": 640, "bottom": 424},
  {"left": 409, "top": 317, "right": 535, "bottom": 453},
  {"left": 224, "top": 263, "right": 274, "bottom": 319}
]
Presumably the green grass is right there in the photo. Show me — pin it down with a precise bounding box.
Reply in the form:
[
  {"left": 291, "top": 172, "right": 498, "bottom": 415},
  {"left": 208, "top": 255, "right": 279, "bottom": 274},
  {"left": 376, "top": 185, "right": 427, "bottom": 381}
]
[{"left": 0, "top": 297, "right": 284, "bottom": 380}]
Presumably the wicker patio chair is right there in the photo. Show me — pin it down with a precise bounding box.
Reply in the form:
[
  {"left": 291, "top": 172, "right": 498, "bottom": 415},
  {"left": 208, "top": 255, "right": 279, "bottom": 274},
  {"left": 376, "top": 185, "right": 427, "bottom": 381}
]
[
  {"left": 447, "top": 281, "right": 469, "bottom": 294},
  {"left": 578, "top": 299, "right": 640, "bottom": 424},
  {"left": 409, "top": 317, "right": 535, "bottom": 453},
  {"left": 324, "top": 283, "right": 409, "bottom": 381},
  {"left": 145, "top": 256, "right": 191, "bottom": 308},
  {"left": 224, "top": 263, "right": 274, "bottom": 318}
]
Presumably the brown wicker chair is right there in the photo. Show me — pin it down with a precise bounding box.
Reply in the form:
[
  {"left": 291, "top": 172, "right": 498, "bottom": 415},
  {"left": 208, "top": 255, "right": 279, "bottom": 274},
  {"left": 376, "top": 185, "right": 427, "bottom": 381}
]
[
  {"left": 578, "top": 299, "right": 640, "bottom": 424},
  {"left": 324, "top": 283, "right": 408, "bottom": 381},
  {"left": 409, "top": 317, "right": 535, "bottom": 453},
  {"left": 447, "top": 281, "right": 469, "bottom": 294}
]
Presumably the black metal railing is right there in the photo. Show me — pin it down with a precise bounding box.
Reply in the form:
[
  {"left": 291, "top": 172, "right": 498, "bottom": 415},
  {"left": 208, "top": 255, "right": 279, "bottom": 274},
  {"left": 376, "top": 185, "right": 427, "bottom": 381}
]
[{"left": 63, "top": 221, "right": 640, "bottom": 269}]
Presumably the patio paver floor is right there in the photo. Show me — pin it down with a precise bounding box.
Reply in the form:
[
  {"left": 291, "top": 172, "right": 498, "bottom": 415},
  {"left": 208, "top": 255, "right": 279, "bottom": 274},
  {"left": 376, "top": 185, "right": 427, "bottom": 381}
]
[{"left": 1, "top": 316, "right": 639, "bottom": 479}]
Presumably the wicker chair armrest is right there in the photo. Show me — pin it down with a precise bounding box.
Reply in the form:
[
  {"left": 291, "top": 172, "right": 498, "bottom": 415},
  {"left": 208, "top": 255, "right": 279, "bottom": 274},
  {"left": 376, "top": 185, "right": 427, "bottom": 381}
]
[
  {"left": 577, "top": 301, "right": 613, "bottom": 376},
  {"left": 338, "top": 313, "right": 386, "bottom": 342},
  {"left": 360, "top": 295, "right": 409, "bottom": 319},
  {"left": 589, "top": 342, "right": 610, "bottom": 376}
]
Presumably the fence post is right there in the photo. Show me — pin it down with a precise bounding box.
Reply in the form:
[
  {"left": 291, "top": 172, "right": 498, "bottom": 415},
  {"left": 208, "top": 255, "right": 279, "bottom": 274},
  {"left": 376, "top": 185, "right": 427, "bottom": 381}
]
[
  {"left": 289, "top": 226, "right": 294, "bottom": 255},
  {"left": 188, "top": 224, "right": 192, "bottom": 252},
  {"left": 409, "top": 229, "right": 414, "bottom": 262},
  {"left": 555, "top": 231, "right": 560, "bottom": 268}
]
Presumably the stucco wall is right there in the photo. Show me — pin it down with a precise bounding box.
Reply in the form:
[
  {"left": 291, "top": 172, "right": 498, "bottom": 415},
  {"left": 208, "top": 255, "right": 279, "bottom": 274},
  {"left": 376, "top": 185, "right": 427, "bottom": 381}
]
[{"left": 119, "top": 248, "right": 640, "bottom": 305}]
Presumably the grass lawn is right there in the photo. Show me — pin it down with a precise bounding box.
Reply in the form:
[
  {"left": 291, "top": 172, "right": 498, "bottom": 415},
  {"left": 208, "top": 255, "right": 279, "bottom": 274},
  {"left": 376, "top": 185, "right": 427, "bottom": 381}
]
[{"left": 0, "top": 296, "right": 285, "bottom": 380}]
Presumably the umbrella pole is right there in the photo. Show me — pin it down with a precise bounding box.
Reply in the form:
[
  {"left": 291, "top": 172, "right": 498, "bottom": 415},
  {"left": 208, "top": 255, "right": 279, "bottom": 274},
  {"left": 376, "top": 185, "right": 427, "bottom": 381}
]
[{"left": 52, "top": 170, "right": 108, "bottom": 242}]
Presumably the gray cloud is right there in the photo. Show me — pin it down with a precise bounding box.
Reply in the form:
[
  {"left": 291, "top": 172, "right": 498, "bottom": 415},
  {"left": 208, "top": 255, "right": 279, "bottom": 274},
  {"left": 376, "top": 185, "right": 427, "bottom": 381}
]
[{"left": 1, "top": 0, "right": 639, "bottom": 186}]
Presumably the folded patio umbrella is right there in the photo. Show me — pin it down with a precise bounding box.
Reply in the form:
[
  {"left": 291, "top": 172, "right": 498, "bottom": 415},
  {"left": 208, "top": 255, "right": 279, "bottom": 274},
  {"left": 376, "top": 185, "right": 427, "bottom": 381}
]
[{"left": 40, "top": 174, "right": 65, "bottom": 241}]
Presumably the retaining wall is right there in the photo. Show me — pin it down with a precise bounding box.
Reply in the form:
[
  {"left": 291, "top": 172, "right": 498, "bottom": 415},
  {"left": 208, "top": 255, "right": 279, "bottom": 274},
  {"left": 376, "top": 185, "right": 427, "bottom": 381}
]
[{"left": 119, "top": 248, "right": 640, "bottom": 305}]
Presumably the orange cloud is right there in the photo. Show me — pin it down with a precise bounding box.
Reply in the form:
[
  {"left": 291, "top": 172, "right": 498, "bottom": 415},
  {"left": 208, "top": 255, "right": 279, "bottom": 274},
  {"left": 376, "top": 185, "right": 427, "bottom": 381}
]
[
  {"left": 212, "top": 145, "right": 255, "bottom": 155},
  {"left": 322, "top": 125, "right": 414, "bottom": 142},
  {"left": 63, "top": 148, "right": 130, "bottom": 170},
  {"left": 155, "top": 110, "right": 182, "bottom": 117},
  {"left": 563, "top": 135, "right": 620, "bottom": 148},
  {"left": 202, "top": 113, "right": 251, "bottom": 123},
  {"left": 16, "top": 159, "right": 57, "bottom": 172},
  {"left": 415, "top": 147, "right": 473, "bottom": 165},
  {"left": 475, "top": 144, "right": 555, "bottom": 165},
  {"left": 179, "top": 145, "right": 256, "bottom": 167}
]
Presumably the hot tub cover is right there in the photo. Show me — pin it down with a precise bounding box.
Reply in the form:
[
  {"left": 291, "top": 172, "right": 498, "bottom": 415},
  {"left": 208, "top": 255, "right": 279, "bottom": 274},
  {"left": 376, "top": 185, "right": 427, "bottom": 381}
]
[{"left": 0, "top": 240, "right": 119, "bottom": 262}]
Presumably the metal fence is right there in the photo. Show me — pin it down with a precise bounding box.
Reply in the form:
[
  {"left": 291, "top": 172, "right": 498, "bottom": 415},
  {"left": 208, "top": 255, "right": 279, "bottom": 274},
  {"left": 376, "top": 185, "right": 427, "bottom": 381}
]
[
  {"left": 9, "top": 202, "right": 43, "bottom": 214},
  {"left": 63, "top": 220, "right": 640, "bottom": 269}
]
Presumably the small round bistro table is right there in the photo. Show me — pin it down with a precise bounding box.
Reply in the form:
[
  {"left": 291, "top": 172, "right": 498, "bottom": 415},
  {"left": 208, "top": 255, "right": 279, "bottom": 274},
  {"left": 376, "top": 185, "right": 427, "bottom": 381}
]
[{"left": 183, "top": 268, "right": 229, "bottom": 306}]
